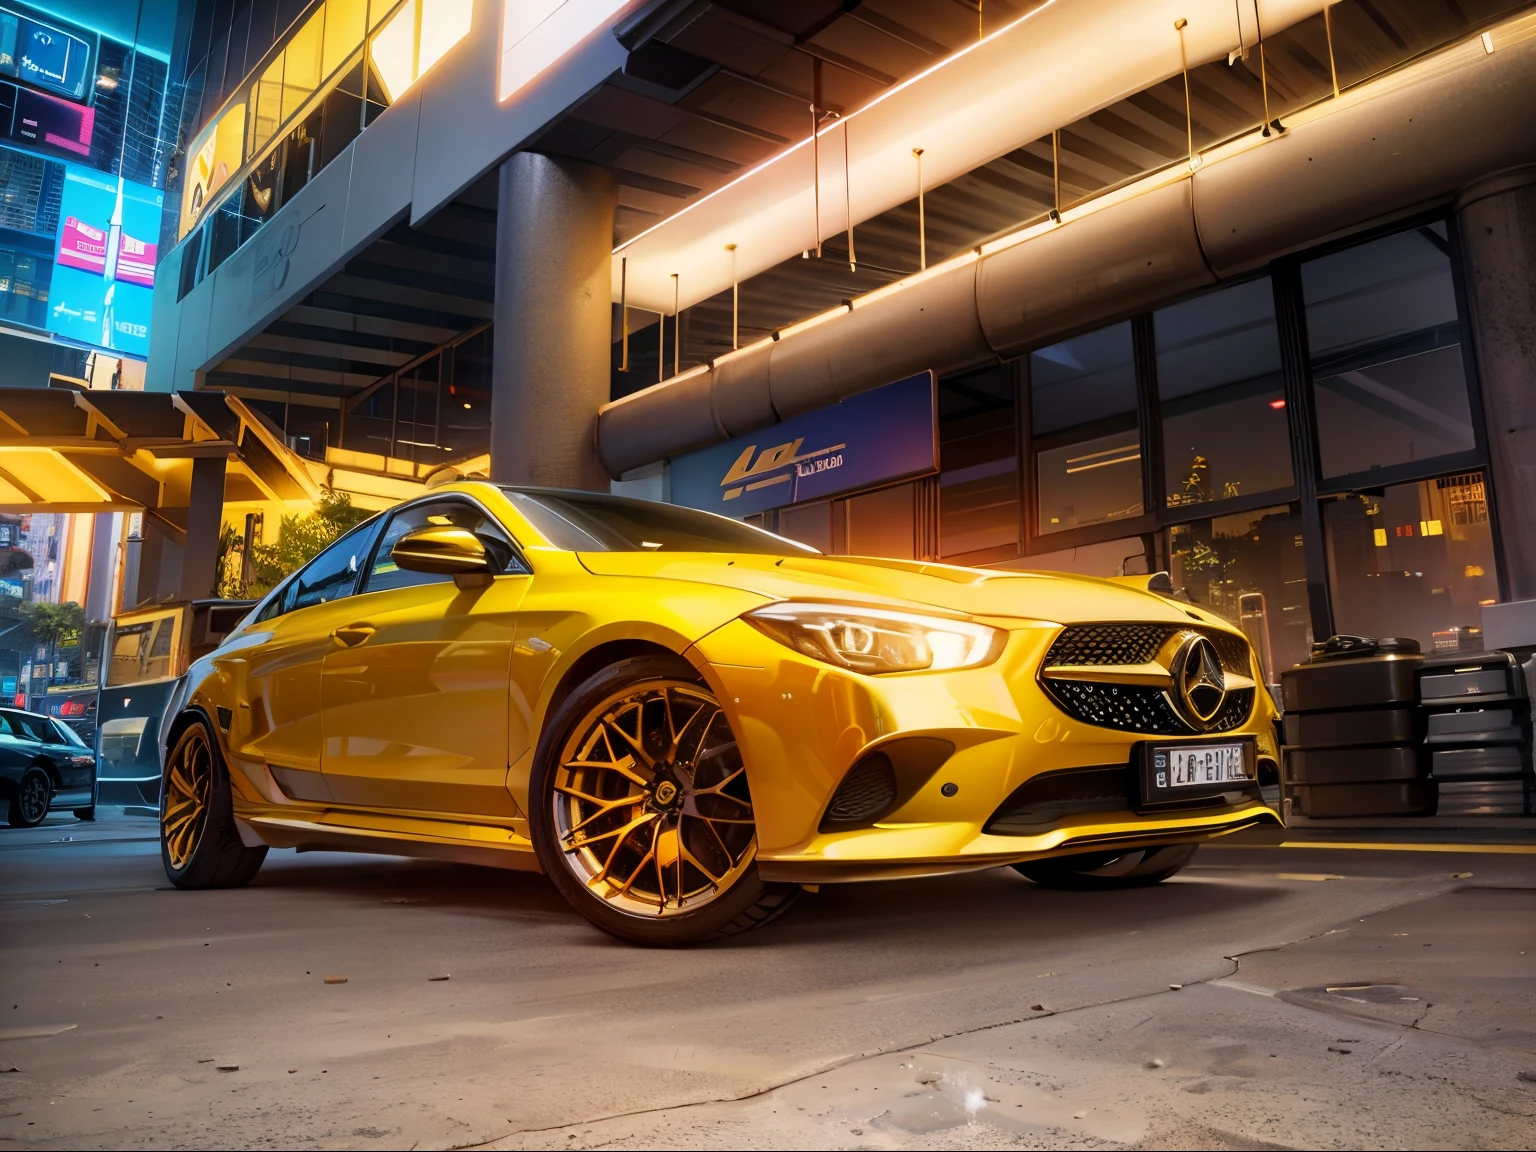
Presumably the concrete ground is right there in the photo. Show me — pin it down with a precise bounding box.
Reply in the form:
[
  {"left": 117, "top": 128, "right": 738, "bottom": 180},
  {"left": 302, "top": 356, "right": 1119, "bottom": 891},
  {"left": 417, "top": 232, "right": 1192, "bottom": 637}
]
[{"left": 0, "top": 813, "right": 1532, "bottom": 1151}]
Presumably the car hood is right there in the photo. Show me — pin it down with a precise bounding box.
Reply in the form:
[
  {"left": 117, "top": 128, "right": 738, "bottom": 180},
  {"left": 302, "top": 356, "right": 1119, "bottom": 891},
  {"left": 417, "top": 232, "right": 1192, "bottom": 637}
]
[{"left": 576, "top": 552, "right": 1218, "bottom": 627}]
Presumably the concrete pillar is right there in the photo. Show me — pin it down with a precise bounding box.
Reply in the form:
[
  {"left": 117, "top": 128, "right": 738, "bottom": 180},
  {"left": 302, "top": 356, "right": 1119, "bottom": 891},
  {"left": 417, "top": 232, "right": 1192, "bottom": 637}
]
[
  {"left": 1457, "top": 166, "right": 1536, "bottom": 601},
  {"left": 178, "top": 455, "right": 227, "bottom": 601},
  {"left": 490, "top": 152, "right": 615, "bottom": 489}
]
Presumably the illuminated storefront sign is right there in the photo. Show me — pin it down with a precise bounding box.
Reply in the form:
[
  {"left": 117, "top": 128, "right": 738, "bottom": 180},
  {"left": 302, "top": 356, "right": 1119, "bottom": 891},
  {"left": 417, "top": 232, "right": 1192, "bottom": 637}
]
[
  {"left": 500, "top": 0, "right": 632, "bottom": 102},
  {"left": 671, "top": 372, "right": 938, "bottom": 518},
  {"left": 46, "top": 165, "right": 161, "bottom": 357}
]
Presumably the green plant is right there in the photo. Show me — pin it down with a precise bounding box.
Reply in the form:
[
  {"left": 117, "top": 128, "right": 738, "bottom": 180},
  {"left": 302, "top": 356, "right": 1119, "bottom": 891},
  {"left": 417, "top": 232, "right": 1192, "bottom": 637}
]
[
  {"left": 215, "top": 523, "right": 244, "bottom": 600},
  {"left": 19, "top": 600, "right": 84, "bottom": 685},
  {"left": 244, "top": 489, "right": 368, "bottom": 596}
]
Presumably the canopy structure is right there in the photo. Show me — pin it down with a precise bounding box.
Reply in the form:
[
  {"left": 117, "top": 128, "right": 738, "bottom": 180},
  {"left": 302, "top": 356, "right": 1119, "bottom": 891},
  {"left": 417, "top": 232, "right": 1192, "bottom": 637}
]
[{"left": 0, "top": 386, "right": 498, "bottom": 607}]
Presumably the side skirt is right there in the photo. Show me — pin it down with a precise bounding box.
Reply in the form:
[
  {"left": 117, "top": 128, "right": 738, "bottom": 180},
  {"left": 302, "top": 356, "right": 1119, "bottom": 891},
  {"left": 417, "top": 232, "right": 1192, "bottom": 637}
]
[{"left": 238, "top": 811, "right": 543, "bottom": 873}]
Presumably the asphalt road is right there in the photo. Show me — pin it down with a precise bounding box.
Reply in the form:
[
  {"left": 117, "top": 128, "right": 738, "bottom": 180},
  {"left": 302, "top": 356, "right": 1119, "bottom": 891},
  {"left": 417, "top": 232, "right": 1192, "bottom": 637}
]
[{"left": 1, "top": 813, "right": 1533, "bottom": 1150}]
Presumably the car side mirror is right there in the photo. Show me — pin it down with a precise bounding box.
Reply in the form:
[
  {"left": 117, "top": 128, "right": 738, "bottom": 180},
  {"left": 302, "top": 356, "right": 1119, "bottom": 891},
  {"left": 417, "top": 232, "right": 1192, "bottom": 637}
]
[{"left": 391, "top": 526, "right": 492, "bottom": 587}]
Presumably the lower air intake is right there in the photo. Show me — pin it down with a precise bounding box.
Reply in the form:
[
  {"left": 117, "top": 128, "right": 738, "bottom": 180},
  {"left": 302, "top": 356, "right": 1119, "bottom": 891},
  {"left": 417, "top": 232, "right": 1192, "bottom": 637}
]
[{"left": 821, "top": 753, "right": 898, "bottom": 830}]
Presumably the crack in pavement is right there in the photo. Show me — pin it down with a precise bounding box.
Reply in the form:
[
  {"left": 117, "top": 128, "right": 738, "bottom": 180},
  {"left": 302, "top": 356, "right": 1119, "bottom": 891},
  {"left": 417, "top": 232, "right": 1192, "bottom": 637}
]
[{"left": 453, "top": 961, "right": 1250, "bottom": 1149}]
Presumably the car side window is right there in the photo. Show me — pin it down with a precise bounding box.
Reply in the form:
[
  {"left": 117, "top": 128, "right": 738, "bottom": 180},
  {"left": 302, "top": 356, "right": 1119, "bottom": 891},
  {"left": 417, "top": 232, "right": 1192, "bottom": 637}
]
[
  {"left": 1, "top": 712, "right": 44, "bottom": 741},
  {"left": 285, "top": 520, "right": 381, "bottom": 614},
  {"left": 362, "top": 499, "right": 522, "bottom": 595}
]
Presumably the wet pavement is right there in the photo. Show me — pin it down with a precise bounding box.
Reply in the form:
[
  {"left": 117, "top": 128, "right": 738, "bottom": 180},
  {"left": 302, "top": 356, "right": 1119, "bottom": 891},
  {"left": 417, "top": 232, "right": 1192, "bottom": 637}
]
[{"left": 1, "top": 813, "right": 1532, "bottom": 1149}]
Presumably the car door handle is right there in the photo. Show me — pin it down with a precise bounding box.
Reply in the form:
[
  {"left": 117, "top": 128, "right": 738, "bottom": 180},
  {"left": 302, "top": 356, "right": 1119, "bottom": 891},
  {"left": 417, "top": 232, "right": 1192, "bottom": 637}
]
[{"left": 331, "top": 625, "right": 376, "bottom": 648}]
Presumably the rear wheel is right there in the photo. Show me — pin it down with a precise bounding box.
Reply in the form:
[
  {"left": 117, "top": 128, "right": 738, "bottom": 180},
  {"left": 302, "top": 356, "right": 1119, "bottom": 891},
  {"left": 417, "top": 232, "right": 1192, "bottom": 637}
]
[
  {"left": 7, "top": 767, "right": 51, "bottom": 828},
  {"left": 160, "top": 718, "right": 267, "bottom": 888},
  {"left": 1012, "top": 844, "right": 1198, "bottom": 890},
  {"left": 530, "top": 655, "right": 797, "bottom": 945}
]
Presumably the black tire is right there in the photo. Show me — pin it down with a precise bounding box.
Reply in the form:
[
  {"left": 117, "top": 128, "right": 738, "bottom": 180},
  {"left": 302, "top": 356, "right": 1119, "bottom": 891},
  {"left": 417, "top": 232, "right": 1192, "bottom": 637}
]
[
  {"left": 7, "top": 766, "right": 51, "bottom": 828},
  {"left": 529, "top": 654, "right": 798, "bottom": 946},
  {"left": 72, "top": 806, "right": 95, "bottom": 821},
  {"left": 160, "top": 717, "right": 267, "bottom": 889},
  {"left": 1012, "top": 844, "right": 1199, "bottom": 890}
]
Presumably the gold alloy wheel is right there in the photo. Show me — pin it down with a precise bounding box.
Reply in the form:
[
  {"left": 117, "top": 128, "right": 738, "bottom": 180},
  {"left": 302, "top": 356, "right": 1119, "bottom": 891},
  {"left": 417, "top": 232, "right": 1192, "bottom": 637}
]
[
  {"left": 162, "top": 726, "right": 214, "bottom": 870},
  {"left": 552, "top": 680, "right": 756, "bottom": 917}
]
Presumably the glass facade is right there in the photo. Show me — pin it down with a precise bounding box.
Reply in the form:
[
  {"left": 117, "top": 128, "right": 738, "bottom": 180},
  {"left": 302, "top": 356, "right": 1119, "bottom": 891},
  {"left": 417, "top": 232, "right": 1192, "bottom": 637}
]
[
  {"left": 756, "top": 211, "right": 1503, "bottom": 678},
  {"left": 1156, "top": 278, "right": 1292, "bottom": 509},
  {"left": 1030, "top": 322, "right": 1142, "bottom": 537},
  {"left": 1169, "top": 507, "right": 1311, "bottom": 682},
  {"left": 938, "top": 363, "right": 1017, "bottom": 563},
  {"left": 171, "top": 0, "right": 471, "bottom": 296},
  {"left": 1302, "top": 222, "right": 1476, "bottom": 481},
  {"left": 1325, "top": 472, "right": 1499, "bottom": 655}
]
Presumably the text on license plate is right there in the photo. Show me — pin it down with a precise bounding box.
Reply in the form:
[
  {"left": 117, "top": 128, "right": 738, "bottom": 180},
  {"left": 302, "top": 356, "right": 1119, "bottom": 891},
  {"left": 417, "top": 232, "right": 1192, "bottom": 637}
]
[{"left": 1153, "top": 743, "right": 1247, "bottom": 789}]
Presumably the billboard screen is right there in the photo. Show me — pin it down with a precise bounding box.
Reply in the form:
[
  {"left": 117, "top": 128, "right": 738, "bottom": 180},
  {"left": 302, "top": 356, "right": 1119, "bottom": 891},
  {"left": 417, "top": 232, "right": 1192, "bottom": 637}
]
[
  {"left": 6, "top": 83, "right": 93, "bottom": 156},
  {"left": 46, "top": 165, "right": 162, "bottom": 357},
  {"left": 0, "top": 9, "right": 92, "bottom": 101},
  {"left": 178, "top": 103, "right": 244, "bottom": 238}
]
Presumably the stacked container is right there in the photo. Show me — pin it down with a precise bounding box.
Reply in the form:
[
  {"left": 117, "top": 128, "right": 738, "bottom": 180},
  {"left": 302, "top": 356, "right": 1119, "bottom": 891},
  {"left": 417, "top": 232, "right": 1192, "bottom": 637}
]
[
  {"left": 1419, "top": 652, "right": 1534, "bottom": 816},
  {"left": 1281, "top": 638, "right": 1432, "bottom": 817}
]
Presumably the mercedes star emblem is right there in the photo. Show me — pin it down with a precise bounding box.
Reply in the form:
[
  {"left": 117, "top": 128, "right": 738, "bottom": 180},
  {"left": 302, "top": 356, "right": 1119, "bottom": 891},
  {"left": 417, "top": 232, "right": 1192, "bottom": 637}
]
[{"left": 1171, "top": 633, "right": 1227, "bottom": 728}]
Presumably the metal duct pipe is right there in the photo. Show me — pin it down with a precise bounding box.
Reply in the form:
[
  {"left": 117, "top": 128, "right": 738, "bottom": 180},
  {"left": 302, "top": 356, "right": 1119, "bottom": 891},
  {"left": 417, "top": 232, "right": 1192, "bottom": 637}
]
[
  {"left": 1196, "top": 23, "right": 1536, "bottom": 276},
  {"left": 597, "top": 16, "right": 1536, "bottom": 478},
  {"left": 977, "top": 178, "right": 1214, "bottom": 357},
  {"left": 769, "top": 263, "right": 988, "bottom": 421}
]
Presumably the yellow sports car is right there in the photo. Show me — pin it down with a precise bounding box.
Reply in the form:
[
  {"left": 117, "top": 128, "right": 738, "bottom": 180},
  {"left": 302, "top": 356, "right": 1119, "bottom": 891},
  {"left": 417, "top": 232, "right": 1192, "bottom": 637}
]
[{"left": 159, "top": 482, "right": 1282, "bottom": 943}]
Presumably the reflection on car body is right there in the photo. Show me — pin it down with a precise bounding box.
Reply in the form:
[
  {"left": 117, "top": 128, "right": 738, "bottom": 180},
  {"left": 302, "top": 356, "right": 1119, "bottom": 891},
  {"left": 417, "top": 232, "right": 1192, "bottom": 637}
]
[{"left": 157, "top": 483, "right": 1282, "bottom": 943}]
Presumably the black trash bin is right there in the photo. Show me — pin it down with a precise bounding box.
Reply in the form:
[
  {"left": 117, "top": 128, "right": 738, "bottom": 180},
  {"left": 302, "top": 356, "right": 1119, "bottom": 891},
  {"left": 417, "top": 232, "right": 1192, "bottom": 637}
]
[{"left": 1281, "top": 636, "right": 1433, "bottom": 818}]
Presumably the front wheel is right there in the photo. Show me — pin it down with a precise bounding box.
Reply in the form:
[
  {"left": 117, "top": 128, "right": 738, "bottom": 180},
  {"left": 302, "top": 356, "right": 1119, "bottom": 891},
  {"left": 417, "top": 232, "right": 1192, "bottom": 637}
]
[
  {"left": 161, "top": 717, "right": 267, "bottom": 888},
  {"left": 7, "top": 767, "right": 51, "bottom": 827},
  {"left": 529, "top": 655, "right": 797, "bottom": 945},
  {"left": 1012, "top": 844, "right": 1198, "bottom": 890}
]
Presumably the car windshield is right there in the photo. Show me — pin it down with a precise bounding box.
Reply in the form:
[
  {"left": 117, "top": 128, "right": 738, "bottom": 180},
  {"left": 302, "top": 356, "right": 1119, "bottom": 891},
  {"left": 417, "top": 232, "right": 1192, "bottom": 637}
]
[{"left": 502, "top": 488, "right": 819, "bottom": 556}]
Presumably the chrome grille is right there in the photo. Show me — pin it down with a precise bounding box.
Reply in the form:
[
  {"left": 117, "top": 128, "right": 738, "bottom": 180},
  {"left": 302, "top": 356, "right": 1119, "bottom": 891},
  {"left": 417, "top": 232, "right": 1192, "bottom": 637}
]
[
  {"left": 1042, "top": 683, "right": 1255, "bottom": 736},
  {"left": 1041, "top": 622, "right": 1256, "bottom": 736},
  {"left": 1045, "top": 623, "right": 1252, "bottom": 675},
  {"left": 1043, "top": 623, "right": 1168, "bottom": 666}
]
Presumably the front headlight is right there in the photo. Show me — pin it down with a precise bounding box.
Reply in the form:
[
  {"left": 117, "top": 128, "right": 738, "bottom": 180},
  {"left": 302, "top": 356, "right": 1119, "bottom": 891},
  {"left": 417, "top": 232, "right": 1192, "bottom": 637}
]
[{"left": 744, "top": 602, "right": 1005, "bottom": 674}]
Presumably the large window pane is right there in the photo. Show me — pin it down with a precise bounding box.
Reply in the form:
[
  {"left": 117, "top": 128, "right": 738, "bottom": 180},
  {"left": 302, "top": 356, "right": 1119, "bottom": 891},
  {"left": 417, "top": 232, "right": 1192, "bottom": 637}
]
[
  {"left": 323, "top": 0, "right": 367, "bottom": 78},
  {"left": 251, "top": 55, "right": 285, "bottom": 155},
  {"left": 1156, "top": 277, "right": 1292, "bottom": 509},
  {"left": 939, "top": 364, "right": 1017, "bottom": 560},
  {"left": 1009, "top": 536, "right": 1147, "bottom": 579},
  {"left": 368, "top": 0, "right": 416, "bottom": 103},
  {"left": 1324, "top": 471, "right": 1499, "bottom": 655},
  {"left": 1169, "top": 507, "right": 1311, "bottom": 684},
  {"left": 1303, "top": 222, "right": 1475, "bottom": 480},
  {"left": 282, "top": 7, "right": 326, "bottom": 123},
  {"left": 1031, "top": 322, "right": 1142, "bottom": 535},
  {"left": 319, "top": 60, "right": 365, "bottom": 169},
  {"left": 418, "top": 0, "right": 472, "bottom": 75}
]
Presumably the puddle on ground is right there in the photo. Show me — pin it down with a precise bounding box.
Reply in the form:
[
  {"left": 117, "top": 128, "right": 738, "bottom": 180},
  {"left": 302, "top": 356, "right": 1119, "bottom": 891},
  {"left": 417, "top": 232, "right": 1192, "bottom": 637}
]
[
  {"left": 1278, "top": 982, "right": 1427, "bottom": 1027},
  {"left": 766, "top": 1051, "right": 1145, "bottom": 1144}
]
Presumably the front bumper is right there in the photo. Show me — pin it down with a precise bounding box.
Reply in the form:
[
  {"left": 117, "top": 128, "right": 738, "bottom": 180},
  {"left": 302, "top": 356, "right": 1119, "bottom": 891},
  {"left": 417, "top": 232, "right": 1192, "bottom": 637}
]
[{"left": 689, "top": 618, "right": 1282, "bottom": 881}]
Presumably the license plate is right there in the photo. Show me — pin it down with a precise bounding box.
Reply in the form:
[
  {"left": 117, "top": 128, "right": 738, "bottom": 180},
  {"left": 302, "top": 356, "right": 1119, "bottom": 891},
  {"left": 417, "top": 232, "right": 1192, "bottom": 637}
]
[{"left": 1145, "top": 740, "right": 1251, "bottom": 801}]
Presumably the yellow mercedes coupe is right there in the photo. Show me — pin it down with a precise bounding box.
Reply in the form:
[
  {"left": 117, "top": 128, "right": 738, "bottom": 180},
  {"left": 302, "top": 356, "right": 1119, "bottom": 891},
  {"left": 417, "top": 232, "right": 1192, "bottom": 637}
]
[{"left": 158, "top": 482, "right": 1282, "bottom": 943}]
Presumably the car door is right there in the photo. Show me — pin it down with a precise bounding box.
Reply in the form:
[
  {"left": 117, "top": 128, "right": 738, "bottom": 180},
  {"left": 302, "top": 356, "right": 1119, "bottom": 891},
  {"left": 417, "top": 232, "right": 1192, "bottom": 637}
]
[
  {"left": 0, "top": 712, "right": 35, "bottom": 794},
  {"left": 238, "top": 518, "right": 381, "bottom": 802},
  {"left": 45, "top": 718, "right": 93, "bottom": 792},
  {"left": 319, "top": 496, "right": 530, "bottom": 816}
]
